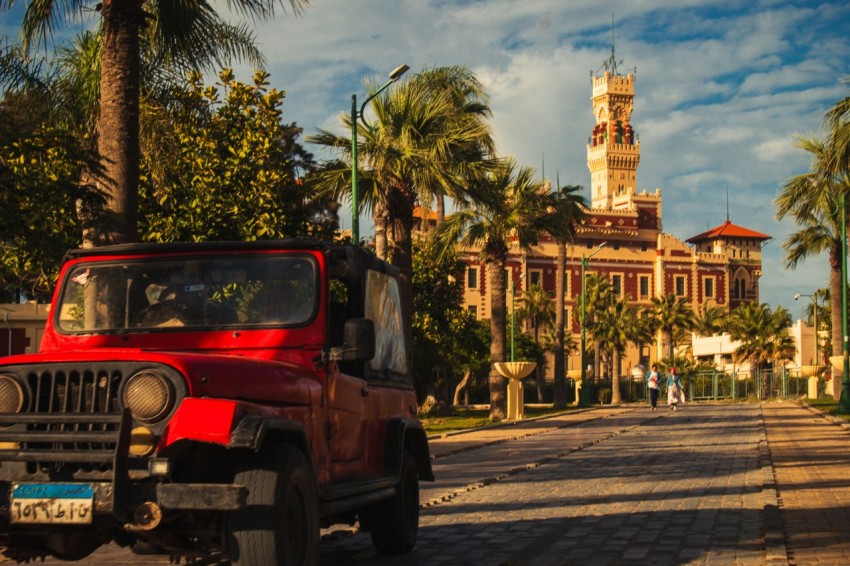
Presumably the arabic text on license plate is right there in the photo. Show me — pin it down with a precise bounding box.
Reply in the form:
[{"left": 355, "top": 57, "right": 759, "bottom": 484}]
[{"left": 11, "top": 483, "right": 94, "bottom": 525}]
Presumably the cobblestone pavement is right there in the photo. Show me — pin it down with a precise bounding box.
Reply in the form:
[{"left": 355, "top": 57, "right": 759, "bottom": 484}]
[
  {"left": 321, "top": 403, "right": 771, "bottom": 565},
  {"left": 7, "top": 401, "right": 850, "bottom": 565}
]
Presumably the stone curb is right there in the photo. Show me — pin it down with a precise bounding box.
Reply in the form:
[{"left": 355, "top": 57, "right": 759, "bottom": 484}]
[{"left": 799, "top": 401, "right": 850, "bottom": 430}]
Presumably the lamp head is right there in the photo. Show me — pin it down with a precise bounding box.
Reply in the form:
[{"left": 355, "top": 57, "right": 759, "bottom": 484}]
[
  {"left": 389, "top": 64, "right": 409, "bottom": 81},
  {"left": 794, "top": 293, "right": 800, "bottom": 301}
]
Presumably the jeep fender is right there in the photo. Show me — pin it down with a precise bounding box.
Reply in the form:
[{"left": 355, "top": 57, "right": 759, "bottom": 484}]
[
  {"left": 384, "top": 419, "right": 434, "bottom": 482},
  {"left": 162, "top": 398, "right": 310, "bottom": 459}
]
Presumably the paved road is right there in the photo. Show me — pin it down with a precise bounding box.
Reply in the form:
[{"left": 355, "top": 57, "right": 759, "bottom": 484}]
[{"left": 11, "top": 401, "right": 850, "bottom": 565}]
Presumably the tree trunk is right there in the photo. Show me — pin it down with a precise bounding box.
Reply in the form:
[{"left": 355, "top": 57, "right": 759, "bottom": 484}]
[
  {"left": 611, "top": 348, "right": 622, "bottom": 403},
  {"left": 97, "top": 0, "right": 144, "bottom": 245},
  {"left": 664, "top": 329, "right": 674, "bottom": 361},
  {"left": 553, "top": 239, "right": 567, "bottom": 408},
  {"left": 534, "top": 325, "right": 544, "bottom": 402},
  {"left": 594, "top": 344, "right": 601, "bottom": 379},
  {"left": 436, "top": 194, "right": 445, "bottom": 226},
  {"left": 487, "top": 259, "right": 508, "bottom": 420},
  {"left": 453, "top": 368, "right": 472, "bottom": 406},
  {"left": 373, "top": 199, "right": 388, "bottom": 258},
  {"left": 830, "top": 244, "right": 843, "bottom": 395}
]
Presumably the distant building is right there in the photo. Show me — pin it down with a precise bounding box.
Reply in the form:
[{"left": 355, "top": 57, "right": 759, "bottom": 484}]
[
  {"left": 453, "top": 60, "right": 770, "bottom": 378},
  {"left": 0, "top": 303, "right": 48, "bottom": 356}
]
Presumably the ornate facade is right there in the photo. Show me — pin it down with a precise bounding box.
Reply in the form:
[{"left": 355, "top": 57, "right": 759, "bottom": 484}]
[{"left": 458, "top": 66, "right": 770, "bottom": 375}]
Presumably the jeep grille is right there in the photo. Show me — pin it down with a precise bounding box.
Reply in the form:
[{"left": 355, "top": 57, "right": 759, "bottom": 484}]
[{"left": 0, "top": 363, "right": 178, "bottom": 479}]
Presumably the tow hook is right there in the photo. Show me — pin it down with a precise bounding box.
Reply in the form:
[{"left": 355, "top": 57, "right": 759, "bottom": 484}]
[{"left": 126, "top": 501, "right": 162, "bottom": 531}]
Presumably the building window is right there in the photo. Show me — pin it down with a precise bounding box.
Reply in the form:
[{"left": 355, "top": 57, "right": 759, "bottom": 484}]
[
  {"left": 611, "top": 274, "right": 623, "bottom": 298},
  {"left": 639, "top": 275, "right": 650, "bottom": 300},
  {"left": 613, "top": 241, "right": 620, "bottom": 250},
  {"left": 529, "top": 269, "right": 543, "bottom": 288},
  {"left": 704, "top": 277, "right": 715, "bottom": 299},
  {"left": 674, "top": 275, "right": 687, "bottom": 297},
  {"left": 641, "top": 241, "right": 648, "bottom": 252},
  {"left": 586, "top": 240, "right": 593, "bottom": 249},
  {"left": 467, "top": 267, "right": 478, "bottom": 289}
]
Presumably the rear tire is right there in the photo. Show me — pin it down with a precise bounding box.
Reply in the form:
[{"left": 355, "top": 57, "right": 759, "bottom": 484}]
[
  {"left": 227, "top": 444, "right": 319, "bottom": 566},
  {"left": 364, "top": 450, "right": 420, "bottom": 554}
]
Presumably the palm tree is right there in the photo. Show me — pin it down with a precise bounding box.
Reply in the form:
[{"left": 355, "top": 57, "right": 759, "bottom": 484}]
[
  {"left": 727, "top": 302, "right": 796, "bottom": 396},
  {"left": 825, "top": 78, "right": 850, "bottom": 176},
  {"left": 517, "top": 284, "right": 555, "bottom": 402},
  {"left": 553, "top": 184, "right": 586, "bottom": 408},
  {"left": 649, "top": 294, "right": 696, "bottom": 362},
  {"left": 432, "top": 159, "right": 574, "bottom": 420},
  {"left": 580, "top": 273, "right": 613, "bottom": 379},
  {"left": 2, "top": 0, "right": 304, "bottom": 244},
  {"left": 590, "top": 297, "right": 636, "bottom": 404},
  {"left": 630, "top": 308, "right": 657, "bottom": 369},
  {"left": 775, "top": 135, "right": 849, "bottom": 383},
  {"left": 694, "top": 302, "right": 727, "bottom": 337},
  {"left": 308, "top": 65, "right": 495, "bottom": 351}
]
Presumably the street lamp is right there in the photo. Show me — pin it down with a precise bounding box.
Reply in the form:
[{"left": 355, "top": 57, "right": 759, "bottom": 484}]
[
  {"left": 350, "top": 64, "right": 409, "bottom": 244},
  {"left": 579, "top": 242, "right": 607, "bottom": 407},
  {"left": 795, "top": 292, "right": 819, "bottom": 365},
  {"left": 510, "top": 273, "right": 526, "bottom": 362}
]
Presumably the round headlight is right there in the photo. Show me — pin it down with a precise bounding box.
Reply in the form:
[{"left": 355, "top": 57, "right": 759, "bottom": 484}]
[
  {"left": 123, "top": 370, "right": 174, "bottom": 423},
  {"left": 0, "top": 375, "right": 24, "bottom": 413}
]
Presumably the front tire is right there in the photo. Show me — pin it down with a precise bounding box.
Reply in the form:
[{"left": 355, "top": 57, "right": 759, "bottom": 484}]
[
  {"left": 227, "top": 444, "right": 319, "bottom": 566},
  {"left": 364, "top": 449, "right": 420, "bottom": 554}
]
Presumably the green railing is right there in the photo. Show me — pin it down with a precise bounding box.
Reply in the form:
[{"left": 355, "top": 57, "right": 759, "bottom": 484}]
[{"left": 672, "top": 368, "right": 825, "bottom": 401}]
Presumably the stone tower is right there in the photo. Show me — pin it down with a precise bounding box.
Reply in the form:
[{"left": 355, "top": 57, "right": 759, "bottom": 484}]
[{"left": 587, "top": 70, "right": 640, "bottom": 209}]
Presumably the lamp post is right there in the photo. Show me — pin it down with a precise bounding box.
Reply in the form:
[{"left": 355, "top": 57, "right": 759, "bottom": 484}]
[
  {"left": 795, "top": 292, "right": 819, "bottom": 365},
  {"left": 350, "top": 64, "right": 409, "bottom": 245},
  {"left": 579, "top": 242, "right": 607, "bottom": 407},
  {"left": 510, "top": 273, "right": 526, "bottom": 363}
]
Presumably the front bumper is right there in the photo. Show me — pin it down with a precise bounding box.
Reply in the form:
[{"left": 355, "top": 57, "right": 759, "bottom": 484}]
[{"left": 0, "top": 410, "right": 245, "bottom": 528}]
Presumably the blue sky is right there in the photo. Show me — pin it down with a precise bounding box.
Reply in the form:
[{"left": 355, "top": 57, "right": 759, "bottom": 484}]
[{"left": 3, "top": 0, "right": 850, "bottom": 314}]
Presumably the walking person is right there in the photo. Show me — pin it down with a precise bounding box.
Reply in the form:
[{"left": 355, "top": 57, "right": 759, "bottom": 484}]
[
  {"left": 667, "top": 366, "right": 685, "bottom": 411},
  {"left": 646, "top": 363, "right": 660, "bottom": 410}
]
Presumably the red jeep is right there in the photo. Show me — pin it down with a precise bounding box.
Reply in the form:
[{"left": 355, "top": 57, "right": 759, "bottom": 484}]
[{"left": 0, "top": 239, "right": 433, "bottom": 564}]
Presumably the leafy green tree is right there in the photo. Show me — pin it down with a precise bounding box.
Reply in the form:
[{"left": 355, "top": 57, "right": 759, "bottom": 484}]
[
  {"left": 432, "top": 159, "right": 575, "bottom": 420},
  {"left": 775, "top": 135, "right": 849, "bottom": 379},
  {"left": 411, "top": 239, "right": 487, "bottom": 413},
  {"left": 1, "top": 0, "right": 304, "bottom": 244},
  {"left": 0, "top": 105, "right": 104, "bottom": 300},
  {"left": 138, "top": 69, "right": 332, "bottom": 242},
  {"left": 648, "top": 294, "right": 696, "bottom": 362}
]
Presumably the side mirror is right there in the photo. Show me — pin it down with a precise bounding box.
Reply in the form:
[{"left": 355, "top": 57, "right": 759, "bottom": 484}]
[{"left": 331, "top": 319, "right": 375, "bottom": 362}]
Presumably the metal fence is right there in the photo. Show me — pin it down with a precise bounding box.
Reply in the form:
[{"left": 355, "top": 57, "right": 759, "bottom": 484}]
[{"left": 572, "top": 367, "right": 828, "bottom": 405}]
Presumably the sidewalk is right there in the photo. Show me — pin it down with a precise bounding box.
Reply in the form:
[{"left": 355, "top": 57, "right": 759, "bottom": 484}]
[{"left": 762, "top": 402, "right": 850, "bottom": 565}]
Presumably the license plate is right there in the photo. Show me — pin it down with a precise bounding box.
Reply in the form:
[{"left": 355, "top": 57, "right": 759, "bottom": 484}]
[{"left": 10, "top": 483, "right": 94, "bottom": 525}]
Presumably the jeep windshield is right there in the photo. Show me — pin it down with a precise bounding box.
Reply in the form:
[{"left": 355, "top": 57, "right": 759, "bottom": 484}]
[{"left": 55, "top": 254, "right": 318, "bottom": 333}]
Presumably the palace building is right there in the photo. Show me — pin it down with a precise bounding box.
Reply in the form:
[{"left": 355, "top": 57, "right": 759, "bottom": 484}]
[{"left": 457, "top": 61, "right": 770, "bottom": 376}]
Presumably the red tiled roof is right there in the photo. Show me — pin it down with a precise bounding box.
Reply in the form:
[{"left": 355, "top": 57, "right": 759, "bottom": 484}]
[{"left": 686, "top": 220, "right": 771, "bottom": 243}]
